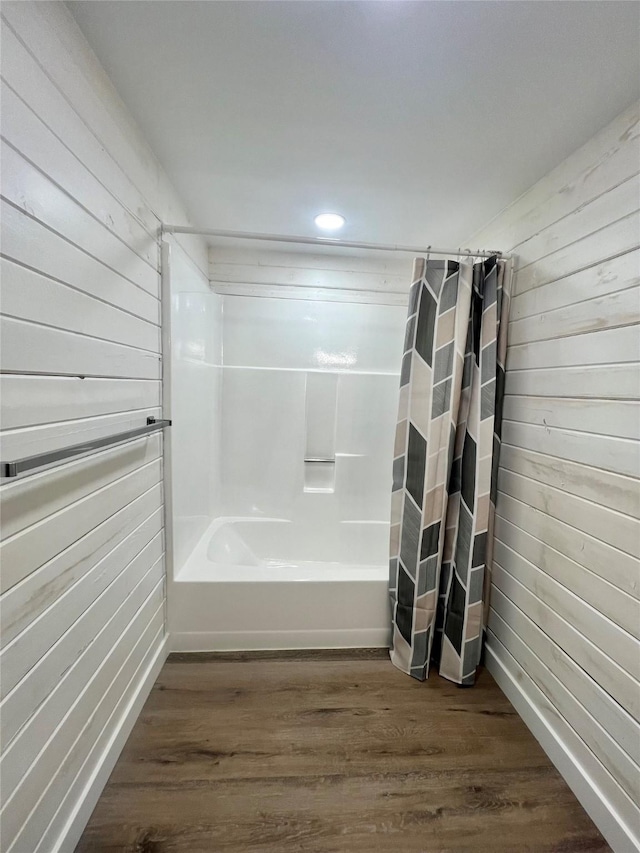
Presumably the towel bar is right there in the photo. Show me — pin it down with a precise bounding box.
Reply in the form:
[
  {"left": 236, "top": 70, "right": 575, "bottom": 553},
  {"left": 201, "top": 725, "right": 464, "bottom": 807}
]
[{"left": 1, "top": 417, "right": 171, "bottom": 478}]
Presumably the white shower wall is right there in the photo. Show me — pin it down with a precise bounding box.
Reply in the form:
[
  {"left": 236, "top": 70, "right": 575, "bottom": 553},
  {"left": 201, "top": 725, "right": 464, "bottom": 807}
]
[
  {"left": 220, "top": 295, "right": 406, "bottom": 526},
  {"left": 169, "top": 241, "right": 222, "bottom": 570},
  {"left": 169, "top": 248, "right": 411, "bottom": 649}
]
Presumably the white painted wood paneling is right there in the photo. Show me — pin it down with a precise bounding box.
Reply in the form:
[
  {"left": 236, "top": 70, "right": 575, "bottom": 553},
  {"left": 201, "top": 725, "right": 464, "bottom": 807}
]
[
  {"left": 1, "top": 509, "right": 164, "bottom": 697},
  {"left": 510, "top": 250, "right": 639, "bottom": 321},
  {"left": 495, "top": 492, "right": 638, "bottom": 599},
  {"left": 493, "top": 540, "right": 639, "bottom": 680},
  {"left": 491, "top": 563, "right": 638, "bottom": 720},
  {"left": 498, "top": 444, "right": 640, "bottom": 518},
  {"left": 0, "top": 375, "right": 161, "bottom": 430},
  {"left": 1, "top": 460, "right": 162, "bottom": 602},
  {"left": 0, "top": 3, "right": 206, "bottom": 850},
  {"left": 504, "top": 363, "right": 640, "bottom": 402},
  {"left": 1, "top": 534, "right": 163, "bottom": 748},
  {"left": 497, "top": 467, "right": 639, "bottom": 556},
  {"left": 490, "top": 586, "right": 640, "bottom": 766},
  {"left": 0, "top": 316, "right": 161, "bottom": 378},
  {"left": 515, "top": 211, "right": 639, "bottom": 295},
  {"left": 1, "top": 81, "right": 157, "bottom": 268},
  {"left": 3, "top": 587, "right": 165, "bottom": 852},
  {"left": 1, "top": 565, "right": 164, "bottom": 783},
  {"left": 1, "top": 1, "right": 208, "bottom": 276},
  {"left": 1, "top": 445, "right": 162, "bottom": 588},
  {"left": 1, "top": 483, "right": 163, "bottom": 647},
  {"left": 494, "top": 516, "right": 639, "bottom": 636},
  {"left": 489, "top": 608, "right": 640, "bottom": 809},
  {"left": 39, "top": 634, "right": 169, "bottom": 853},
  {"left": 474, "top": 103, "right": 640, "bottom": 254},
  {"left": 1, "top": 200, "right": 160, "bottom": 325},
  {"left": 506, "top": 323, "right": 640, "bottom": 371},
  {"left": 502, "top": 420, "right": 640, "bottom": 479},
  {"left": 209, "top": 246, "right": 410, "bottom": 301},
  {"left": 30, "top": 616, "right": 165, "bottom": 853},
  {"left": 212, "top": 281, "right": 409, "bottom": 305},
  {"left": 1, "top": 257, "right": 160, "bottom": 352},
  {"left": 1, "top": 142, "right": 159, "bottom": 296},
  {"left": 211, "top": 263, "right": 408, "bottom": 293},
  {"left": 468, "top": 101, "right": 640, "bottom": 852},
  {"left": 513, "top": 175, "right": 639, "bottom": 269},
  {"left": 2, "top": 592, "right": 164, "bottom": 786},
  {"left": 211, "top": 247, "right": 412, "bottom": 274},
  {"left": 34, "top": 632, "right": 169, "bottom": 853},
  {"left": 1, "top": 408, "right": 162, "bottom": 461},
  {"left": 503, "top": 395, "right": 640, "bottom": 440},
  {"left": 0, "top": 22, "right": 159, "bottom": 239},
  {"left": 509, "top": 285, "right": 640, "bottom": 346}
]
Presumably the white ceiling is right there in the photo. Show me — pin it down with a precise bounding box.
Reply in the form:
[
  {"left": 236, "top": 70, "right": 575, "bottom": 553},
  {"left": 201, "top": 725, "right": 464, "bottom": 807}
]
[{"left": 68, "top": 1, "right": 640, "bottom": 250}]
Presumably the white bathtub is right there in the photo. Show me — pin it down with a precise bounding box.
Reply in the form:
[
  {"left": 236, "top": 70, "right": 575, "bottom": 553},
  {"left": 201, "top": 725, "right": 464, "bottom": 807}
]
[{"left": 170, "top": 516, "right": 391, "bottom": 651}]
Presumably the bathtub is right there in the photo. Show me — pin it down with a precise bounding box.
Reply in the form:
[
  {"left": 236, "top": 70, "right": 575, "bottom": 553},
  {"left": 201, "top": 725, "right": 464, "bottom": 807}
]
[{"left": 170, "top": 516, "right": 391, "bottom": 651}]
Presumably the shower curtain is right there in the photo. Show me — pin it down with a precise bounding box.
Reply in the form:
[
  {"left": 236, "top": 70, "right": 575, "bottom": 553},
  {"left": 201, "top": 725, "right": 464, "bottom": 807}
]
[{"left": 389, "top": 255, "right": 510, "bottom": 684}]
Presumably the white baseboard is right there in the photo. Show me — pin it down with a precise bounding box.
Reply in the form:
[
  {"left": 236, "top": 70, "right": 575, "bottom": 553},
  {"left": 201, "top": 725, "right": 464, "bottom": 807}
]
[
  {"left": 171, "top": 627, "right": 390, "bottom": 652},
  {"left": 486, "top": 642, "right": 639, "bottom": 853},
  {"left": 54, "top": 634, "right": 170, "bottom": 853}
]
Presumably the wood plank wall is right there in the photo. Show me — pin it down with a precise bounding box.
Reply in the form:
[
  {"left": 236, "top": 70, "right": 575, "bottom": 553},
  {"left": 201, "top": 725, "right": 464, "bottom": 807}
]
[
  {"left": 468, "top": 101, "right": 640, "bottom": 852},
  {"left": 0, "top": 4, "right": 207, "bottom": 851},
  {"left": 209, "top": 247, "right": 412, "bottom": 304}
]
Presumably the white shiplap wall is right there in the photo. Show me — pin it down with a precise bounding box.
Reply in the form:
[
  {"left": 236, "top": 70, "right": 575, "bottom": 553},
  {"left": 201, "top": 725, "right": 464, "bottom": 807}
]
[
  {"left": 209, "top": 246, "right": 412, "bottom": 303},
  {"left": 0, "top": 3, "right": 207, "bottom": 851},
  {"left": 468, "top": 101, "right": 640, "bottom": 852}
]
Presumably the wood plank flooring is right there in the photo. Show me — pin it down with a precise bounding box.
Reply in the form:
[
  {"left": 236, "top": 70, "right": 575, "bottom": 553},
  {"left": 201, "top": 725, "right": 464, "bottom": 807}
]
[{"left": 75, "top": 650, "right": 610, "bottom": 852}]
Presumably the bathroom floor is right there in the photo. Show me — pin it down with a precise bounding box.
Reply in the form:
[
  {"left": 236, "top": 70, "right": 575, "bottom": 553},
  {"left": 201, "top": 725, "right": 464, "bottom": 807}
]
[{"left": 75, "top": 650, "right": 609, "bottom": 852}]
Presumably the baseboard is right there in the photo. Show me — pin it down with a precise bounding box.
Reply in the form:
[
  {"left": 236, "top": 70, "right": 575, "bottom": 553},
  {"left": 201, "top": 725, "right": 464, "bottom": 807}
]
[
  {"left": 486, "top": 642, "right": 639, "bottom": 853},
  {"left": 171, "top": 627, "right": 391, "bottom": 652},
  {"left": 53, "top": 634, "right": 170, "bottom": 853}
]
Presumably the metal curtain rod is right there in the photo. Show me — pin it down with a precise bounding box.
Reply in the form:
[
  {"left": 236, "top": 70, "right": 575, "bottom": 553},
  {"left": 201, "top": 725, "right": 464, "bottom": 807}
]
[
  {"left": 161, "top": 225, "right": 506, "bottom": 259},
  {"left": 1, "top": 418, "right": 172, "bottom": 479}
]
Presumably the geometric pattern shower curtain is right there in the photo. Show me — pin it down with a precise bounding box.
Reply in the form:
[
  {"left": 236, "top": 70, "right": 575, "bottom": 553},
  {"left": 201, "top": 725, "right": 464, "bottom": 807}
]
[{"left": 389, "top": 255, "right": 510, "bottom": 684}]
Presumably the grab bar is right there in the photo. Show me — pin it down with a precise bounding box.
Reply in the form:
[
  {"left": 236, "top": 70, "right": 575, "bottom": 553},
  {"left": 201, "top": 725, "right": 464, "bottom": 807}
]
[
  {"left": 304, "top": 457, "right": 335, "bottom": 463},
  {"left": 1, "top": 417, "right": 171, "bottom": 478}
]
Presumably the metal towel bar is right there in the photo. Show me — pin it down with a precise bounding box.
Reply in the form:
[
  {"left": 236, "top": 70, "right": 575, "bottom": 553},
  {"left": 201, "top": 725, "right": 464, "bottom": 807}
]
[{"left": 1, "top": 417, "right": 171, "bottom": 478}]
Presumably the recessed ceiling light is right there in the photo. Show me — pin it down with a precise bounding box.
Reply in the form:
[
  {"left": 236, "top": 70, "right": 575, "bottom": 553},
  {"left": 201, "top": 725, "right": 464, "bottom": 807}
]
[{"left": 314, "top": 212, "right": 345, "bottom": 231}]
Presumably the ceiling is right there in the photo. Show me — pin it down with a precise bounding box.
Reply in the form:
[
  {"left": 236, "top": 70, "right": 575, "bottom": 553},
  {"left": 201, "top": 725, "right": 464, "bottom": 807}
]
[{"left": 68, "top": 1, "right": 640, "bottom": 250}]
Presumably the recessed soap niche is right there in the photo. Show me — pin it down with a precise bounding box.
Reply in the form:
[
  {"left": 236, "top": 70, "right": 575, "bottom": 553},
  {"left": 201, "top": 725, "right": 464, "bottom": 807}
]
[{"left": 304, "top": 372, "right": 338, "bottom": 493}]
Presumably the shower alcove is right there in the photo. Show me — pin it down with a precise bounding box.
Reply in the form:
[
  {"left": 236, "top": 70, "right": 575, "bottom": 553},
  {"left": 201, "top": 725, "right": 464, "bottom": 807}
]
[{"left": 167, "top": 243, "right": 411, "bottom": 651}]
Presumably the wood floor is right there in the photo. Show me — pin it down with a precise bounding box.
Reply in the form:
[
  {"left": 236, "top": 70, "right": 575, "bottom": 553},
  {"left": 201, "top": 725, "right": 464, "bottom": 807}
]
[{"left": 76, "top": 650, "right": 609, "bottom": 853}]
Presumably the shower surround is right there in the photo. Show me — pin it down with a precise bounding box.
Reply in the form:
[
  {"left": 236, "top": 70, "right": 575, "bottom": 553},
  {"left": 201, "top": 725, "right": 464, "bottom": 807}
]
[{"left": 169, "top": 248, "right": 409, "bottom": 650}]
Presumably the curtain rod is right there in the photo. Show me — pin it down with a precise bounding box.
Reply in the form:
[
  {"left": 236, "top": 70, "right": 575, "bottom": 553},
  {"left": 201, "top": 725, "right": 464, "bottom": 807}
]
[{"left": 161, "top": 224, "right": 506, "bottom": 259}]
